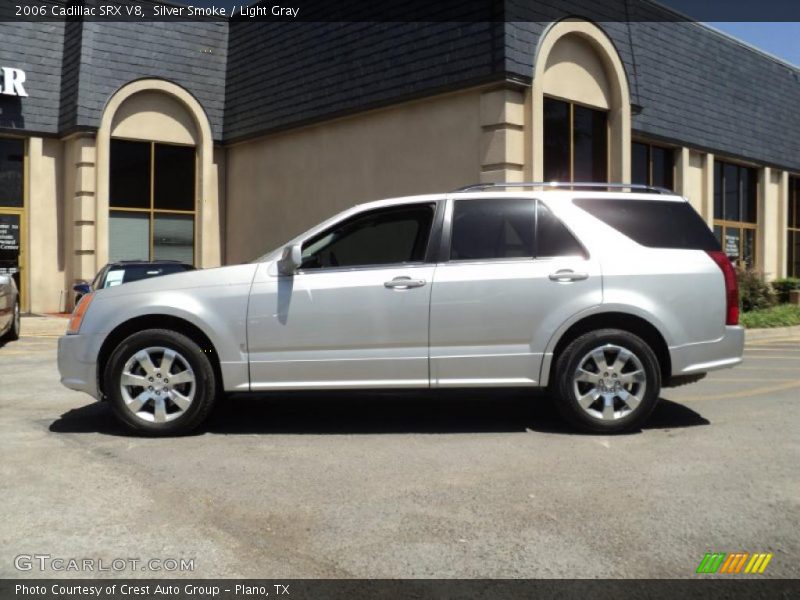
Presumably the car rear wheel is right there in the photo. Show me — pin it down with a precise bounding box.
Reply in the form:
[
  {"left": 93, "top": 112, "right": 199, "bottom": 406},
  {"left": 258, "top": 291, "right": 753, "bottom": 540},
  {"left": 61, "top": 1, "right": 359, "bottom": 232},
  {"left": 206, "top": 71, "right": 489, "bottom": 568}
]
[
  {"left": 2, "top": 299, "right": 20, "bottom": 342},
  {"left": 553, "top": 328, "right": 660, "bottom": 433},
  {"left": 104, "top": 329, "right": 217, "bottom": 436}
]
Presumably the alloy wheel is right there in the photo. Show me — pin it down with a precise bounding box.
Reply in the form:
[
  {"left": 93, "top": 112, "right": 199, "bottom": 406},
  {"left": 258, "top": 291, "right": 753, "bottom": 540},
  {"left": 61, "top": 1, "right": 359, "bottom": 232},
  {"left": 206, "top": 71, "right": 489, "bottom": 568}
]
[
  {"left": 119, "top": 346, "right": 196, "bottom": 423},
  {"left": 572, "top": 343, "right": 647, "bottom": 421}
]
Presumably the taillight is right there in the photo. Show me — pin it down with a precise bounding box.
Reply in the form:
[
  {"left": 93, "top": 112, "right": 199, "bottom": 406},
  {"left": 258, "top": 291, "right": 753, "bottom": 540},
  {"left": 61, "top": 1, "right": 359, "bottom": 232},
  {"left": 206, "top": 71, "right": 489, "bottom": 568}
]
[{"left": 706, "top": 251, "right": 739, "bottom": 326}]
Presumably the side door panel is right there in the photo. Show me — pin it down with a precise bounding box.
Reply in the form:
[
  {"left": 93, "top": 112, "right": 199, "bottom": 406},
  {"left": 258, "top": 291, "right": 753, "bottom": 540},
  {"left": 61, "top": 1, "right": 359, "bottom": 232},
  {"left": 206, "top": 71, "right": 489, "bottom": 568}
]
[
  {"left": 247, "top": 263, "right": 434, "bottom": 389},
  {"left": 429, "top": 197, "right": 602, "bottom": 387}
]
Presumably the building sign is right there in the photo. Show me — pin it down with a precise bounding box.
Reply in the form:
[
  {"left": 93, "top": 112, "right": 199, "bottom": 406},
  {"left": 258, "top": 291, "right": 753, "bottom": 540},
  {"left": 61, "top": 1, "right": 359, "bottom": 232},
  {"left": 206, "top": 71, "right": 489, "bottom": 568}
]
[
  {"left": 1, "top": 67, "right": 28, "bottom": 97},
  {"left": 724, "top": 234, "right": 739, "bottom": 258},
  {"left": 0, "top": 214, "right": 20, "bottom": 275}
]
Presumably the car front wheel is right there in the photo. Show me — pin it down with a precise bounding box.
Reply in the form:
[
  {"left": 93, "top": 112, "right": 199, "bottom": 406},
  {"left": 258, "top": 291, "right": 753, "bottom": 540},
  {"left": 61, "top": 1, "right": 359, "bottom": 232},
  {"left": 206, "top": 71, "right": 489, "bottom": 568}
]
[
  {"left": 104, "top": 329, "right": 217, "bottom": 436},
  {"left": 554, "top": 328, "right": 661, "bottom": 433}
]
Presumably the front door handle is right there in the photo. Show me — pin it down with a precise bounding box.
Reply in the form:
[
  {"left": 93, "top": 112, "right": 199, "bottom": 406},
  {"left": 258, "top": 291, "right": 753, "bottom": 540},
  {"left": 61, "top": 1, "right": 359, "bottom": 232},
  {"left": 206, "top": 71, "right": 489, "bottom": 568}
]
[
  {"left": 548, "top": 269, "right": 589, "bottom": 282},
  {"left": 384, "top": 276, "right": 426, "bottom": 289}
]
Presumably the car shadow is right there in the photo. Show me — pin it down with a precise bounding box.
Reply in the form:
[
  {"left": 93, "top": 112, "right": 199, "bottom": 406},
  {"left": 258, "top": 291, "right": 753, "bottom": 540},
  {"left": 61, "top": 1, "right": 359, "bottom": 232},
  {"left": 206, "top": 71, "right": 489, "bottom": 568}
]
[{"left": 49, "top": 390, "right": 709, "bottom": 437}]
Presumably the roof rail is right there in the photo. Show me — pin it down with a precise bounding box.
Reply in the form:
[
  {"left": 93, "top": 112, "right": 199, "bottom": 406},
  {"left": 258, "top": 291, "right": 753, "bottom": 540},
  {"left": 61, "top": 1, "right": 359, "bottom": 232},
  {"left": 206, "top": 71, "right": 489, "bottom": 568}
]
[{"left": 454, "top": 182, "right": 674, "bottom": 194}]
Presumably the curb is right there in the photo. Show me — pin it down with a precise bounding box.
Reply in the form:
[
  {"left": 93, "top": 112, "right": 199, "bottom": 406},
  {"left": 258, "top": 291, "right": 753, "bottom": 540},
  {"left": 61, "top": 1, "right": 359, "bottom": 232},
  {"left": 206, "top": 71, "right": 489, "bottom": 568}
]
[
  {"left": 20, "top": 316, "right": 70, "bottom": 337},
  {"left": 745, "top": 325, "right": 800, "bottom": 342}
]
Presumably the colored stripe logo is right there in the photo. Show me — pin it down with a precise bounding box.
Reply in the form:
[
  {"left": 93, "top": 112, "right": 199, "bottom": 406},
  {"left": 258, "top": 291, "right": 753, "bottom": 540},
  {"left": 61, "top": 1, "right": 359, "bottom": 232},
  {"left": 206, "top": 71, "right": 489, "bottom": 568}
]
[{"left": 697, "top": 552, "right": 773, "bottom": 574}]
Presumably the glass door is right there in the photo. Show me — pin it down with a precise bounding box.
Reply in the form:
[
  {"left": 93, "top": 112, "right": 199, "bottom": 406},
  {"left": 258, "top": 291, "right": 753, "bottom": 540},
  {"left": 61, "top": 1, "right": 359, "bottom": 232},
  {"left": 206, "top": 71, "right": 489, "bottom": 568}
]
[{"left": 0, "top": 212, "right": 23, "bottom": 307}]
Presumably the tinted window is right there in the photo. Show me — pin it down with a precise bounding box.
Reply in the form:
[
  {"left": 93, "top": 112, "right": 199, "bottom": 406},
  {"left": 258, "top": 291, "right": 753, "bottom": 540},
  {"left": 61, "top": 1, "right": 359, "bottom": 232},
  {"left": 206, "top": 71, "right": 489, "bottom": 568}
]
[
  {"left": 154, "top": 144, "right": 195, "bottom": 211},
  {"left": 451, "top": 199, "right": 534, "bottom": 260},
  {"left": 573, "top": 104, "right": 607, "bottom": 182},
  {"left": 110, "top": 140, "right": 150, "bottom": 209},
  {"left": 631, "top": 142, "right": 649, "bottom": 186},
  {"left": 536, "top": 202, "right": 587, "bottom": 258},
  {"left": 301, "top": 204, "right": 434, "bottom": 269},
  {"left": 0, "top": 138, "right": 24, "bottom": 207},
  {"left": 651, "top": 146, "right": 674, "bottom": 191},
  {"left": 574, "top": 198, "right": 720, "bottom": 250},
  {"left": 543, "top": 98, "right": 570, "bottom": 182}
]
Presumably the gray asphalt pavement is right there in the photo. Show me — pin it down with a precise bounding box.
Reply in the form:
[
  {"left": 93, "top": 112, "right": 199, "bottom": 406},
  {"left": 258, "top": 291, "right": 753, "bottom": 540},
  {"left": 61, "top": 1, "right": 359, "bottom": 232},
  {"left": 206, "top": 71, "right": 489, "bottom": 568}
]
[{"left": 1, "top": 332, "right": 798, "bottom": 578}]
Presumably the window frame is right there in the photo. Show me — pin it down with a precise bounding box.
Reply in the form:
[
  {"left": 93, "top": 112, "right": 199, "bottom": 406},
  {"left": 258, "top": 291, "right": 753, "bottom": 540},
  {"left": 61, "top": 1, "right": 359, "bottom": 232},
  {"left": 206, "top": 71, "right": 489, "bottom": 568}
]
[
  {"left": 788, "top": 175, "right": 800, "bottom": 278},
  {"left": 543, "top": 96, "right": 610, "bottom": 184},
  {"left": 441, "top": 197, "right": 588, "bottom": 264},
  {"left": 712, "top": 158, "right": 759, "bottom": 269},
  {"left": 631, "top": 140, "right": 676, "bottom": 191},
  {"left": 294, "top": 201, "right": 443, "bottom": 274},
  {"left": 109, "top": 138, "right": 197, "bottom": 265}
]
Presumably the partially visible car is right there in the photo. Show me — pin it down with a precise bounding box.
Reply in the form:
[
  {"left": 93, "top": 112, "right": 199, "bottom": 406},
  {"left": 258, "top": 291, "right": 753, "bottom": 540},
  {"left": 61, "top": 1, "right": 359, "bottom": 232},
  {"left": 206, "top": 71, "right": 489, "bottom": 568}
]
[
  {"left": 0, "top": 273, "right": 20, "bottom": 343},
  {"left": 74, "top": 260, "right": 195, "bottom": 304}
]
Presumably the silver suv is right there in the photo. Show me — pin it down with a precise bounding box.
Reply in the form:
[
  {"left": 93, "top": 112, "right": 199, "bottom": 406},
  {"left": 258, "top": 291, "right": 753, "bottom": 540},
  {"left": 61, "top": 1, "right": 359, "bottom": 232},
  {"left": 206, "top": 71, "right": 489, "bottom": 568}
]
[{"left": 58, "top": 183, "right": 744, "bottom": 435}]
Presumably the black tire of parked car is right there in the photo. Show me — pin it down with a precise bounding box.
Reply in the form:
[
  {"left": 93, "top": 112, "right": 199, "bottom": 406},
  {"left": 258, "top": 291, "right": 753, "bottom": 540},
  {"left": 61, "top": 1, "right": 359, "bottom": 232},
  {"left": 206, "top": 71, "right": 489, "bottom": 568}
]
[
  {"left": 553, "top": 328, "right": 661, "bottom": 434},
  {"left": 1, "top": 299, "right": 20, "bottom": 342},
  {"left": 105, "top": 328, "right": 218, "bottom": 436}
]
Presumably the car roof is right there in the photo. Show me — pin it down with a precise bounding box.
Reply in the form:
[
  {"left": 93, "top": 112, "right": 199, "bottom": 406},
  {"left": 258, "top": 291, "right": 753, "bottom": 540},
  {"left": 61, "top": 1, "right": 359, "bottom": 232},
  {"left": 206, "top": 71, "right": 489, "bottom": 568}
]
[{"left": 350, "top": 189, "right": 686, "bottom": 212}]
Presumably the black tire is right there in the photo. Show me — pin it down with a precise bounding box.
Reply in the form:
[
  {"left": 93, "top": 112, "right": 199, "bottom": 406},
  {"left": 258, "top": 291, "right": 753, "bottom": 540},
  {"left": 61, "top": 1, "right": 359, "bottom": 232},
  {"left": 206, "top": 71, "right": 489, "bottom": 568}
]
[
  {"left": 553, "top": 328, "right": 661, "bottom": 434},
  {"left": 104, "top": 328, "right": 217, "bottom": 436},
  {"left": 1, "top": 298, "right": 20, "bottom": 342}
]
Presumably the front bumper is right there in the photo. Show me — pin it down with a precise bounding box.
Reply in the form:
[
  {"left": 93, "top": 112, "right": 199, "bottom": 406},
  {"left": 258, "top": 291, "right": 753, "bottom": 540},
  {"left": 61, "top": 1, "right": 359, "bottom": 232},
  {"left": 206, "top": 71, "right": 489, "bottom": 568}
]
[
  {"left": 669, "top": 325, "right": 745, "bottom": 376},
  {"left": 57, "top": 334, "right": 100, "bottom": 399}
]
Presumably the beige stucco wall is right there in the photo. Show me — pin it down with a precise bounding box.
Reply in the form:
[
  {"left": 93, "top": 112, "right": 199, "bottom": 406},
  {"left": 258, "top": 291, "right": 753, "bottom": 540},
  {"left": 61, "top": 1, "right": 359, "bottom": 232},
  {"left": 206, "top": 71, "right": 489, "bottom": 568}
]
[
  {"left": 27, "top": 137, "right": 66, "bottom": 313},
  {"left": 111, "top": 91, "right": 196, "bottom": 145},
  {"left": 225, "top": 89, "right": 483, "bottom": 264}
]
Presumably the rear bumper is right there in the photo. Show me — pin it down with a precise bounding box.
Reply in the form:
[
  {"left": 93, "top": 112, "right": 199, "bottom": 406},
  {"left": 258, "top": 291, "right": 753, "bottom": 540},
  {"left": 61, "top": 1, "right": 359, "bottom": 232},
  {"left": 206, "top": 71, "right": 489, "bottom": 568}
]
[
  {"left": 57, "top": 334, "right": 100, "bottom": 399},
  {"left": 669, "top": 325, "right": 745, "bottom": 376}
]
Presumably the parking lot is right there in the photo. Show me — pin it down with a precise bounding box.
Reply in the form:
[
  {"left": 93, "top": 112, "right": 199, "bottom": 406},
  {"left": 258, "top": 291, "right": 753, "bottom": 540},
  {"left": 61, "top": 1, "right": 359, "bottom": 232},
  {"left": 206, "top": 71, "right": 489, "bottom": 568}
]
[{"left": 1, "top": 327, "right": 798, "bottom": 578}]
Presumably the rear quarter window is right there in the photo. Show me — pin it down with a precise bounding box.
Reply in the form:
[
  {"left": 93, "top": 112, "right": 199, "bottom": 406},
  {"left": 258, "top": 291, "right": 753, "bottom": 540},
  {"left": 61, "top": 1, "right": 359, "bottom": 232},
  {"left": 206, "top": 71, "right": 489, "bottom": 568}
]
[{"left": 573, "top": 198, "right": 720, "bottom": 250}]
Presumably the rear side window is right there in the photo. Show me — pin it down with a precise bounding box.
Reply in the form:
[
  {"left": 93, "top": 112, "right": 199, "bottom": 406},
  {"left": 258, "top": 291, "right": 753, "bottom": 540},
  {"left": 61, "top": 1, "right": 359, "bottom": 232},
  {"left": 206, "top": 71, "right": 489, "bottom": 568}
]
[
  {"left": 537, "top": 202, "right": 587, "bottom": 258},
  {"left": 573, "top": 198, "right": 720, "bottom": 250},
  {"left": 450, "top": 199, "right": 535, "bottom": 260}
]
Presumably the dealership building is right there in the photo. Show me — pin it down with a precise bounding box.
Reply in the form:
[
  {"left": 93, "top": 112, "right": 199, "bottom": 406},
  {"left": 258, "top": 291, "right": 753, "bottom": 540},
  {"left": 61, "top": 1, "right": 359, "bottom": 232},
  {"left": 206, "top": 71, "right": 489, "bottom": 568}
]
[{"left": 1, "top": 0, "right": 799, "bottom": 313}]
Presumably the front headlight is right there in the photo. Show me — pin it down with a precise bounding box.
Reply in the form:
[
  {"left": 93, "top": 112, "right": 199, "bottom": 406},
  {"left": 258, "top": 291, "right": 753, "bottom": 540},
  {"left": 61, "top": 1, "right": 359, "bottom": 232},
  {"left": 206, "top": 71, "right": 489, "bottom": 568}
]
[{"left": 66, "top": 292, "right": 95, "bottom": 335}]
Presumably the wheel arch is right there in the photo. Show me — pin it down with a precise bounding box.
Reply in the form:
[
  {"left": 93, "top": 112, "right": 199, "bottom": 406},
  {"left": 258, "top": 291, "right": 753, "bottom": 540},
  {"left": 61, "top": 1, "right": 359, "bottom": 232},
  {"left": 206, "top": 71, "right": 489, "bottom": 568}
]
[
  {"left": 96, "top": 314, "right": 222, "bottom": 400},
  {"left": 541, "top": 311, "right": 671, "bottom": 388}
]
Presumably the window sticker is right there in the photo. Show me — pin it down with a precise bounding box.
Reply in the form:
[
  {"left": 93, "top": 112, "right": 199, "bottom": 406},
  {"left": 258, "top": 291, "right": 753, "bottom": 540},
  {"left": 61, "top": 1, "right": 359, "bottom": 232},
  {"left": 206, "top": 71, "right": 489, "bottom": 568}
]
[{"left": 104, "top": 270, "right": 125, "bottom": 288}]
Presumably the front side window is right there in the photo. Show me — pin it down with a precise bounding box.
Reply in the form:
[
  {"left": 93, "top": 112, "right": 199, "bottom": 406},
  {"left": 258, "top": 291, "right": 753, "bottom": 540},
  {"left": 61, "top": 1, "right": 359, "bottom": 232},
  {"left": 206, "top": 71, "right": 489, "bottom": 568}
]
[
  {"left": 713, "top": 161, "right": 758, "bottom": 268},
  {"left": 788, "top": 176, "right": 800, "bottom": 277},
  {"left": 300, "top": 204, "right": 434, "bottom": 270},
  {"left": 109, "top": 140, "right": 196, "bottom": 264},
  {"left": 544, "top": 98, "right": 607, "bottom": 183},
  {"left": 632, "top": 142, "right": 674, "bottom": 191}
]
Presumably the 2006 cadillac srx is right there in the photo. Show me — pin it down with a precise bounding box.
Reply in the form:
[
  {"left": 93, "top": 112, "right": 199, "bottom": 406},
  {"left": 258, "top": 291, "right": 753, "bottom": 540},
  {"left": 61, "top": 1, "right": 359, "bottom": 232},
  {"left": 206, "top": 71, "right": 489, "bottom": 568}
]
[{"left": 58, "top": 183, "right": 744, "bottom": 435}]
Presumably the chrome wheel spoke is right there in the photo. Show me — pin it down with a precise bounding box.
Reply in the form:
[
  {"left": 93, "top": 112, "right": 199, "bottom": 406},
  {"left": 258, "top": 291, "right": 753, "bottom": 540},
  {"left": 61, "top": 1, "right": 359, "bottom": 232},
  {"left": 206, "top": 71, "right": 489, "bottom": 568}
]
[
  {"left": 578, "top": 390, "right": 599, "bottom": 409},
  {"left": 170, "top": 390, "right": 191, "bottom": 411},
  {"left": 602, "top": 396, "right": 615, "bottom": 420},
  {"left": 121, "top": 372, "right": 149, "bottom": 387},
  {"left": 153, "top": 397, "right": 168, "bottom": 423},
  {"left": 575, "top": 368, "right": 600, "bottom": 384},
  {"left": 135, "top": 351, "right": 158, "bottom": 376},
  {"left": 591, "top": 349, "right": 609, "bottom": 371},
  {"left": 618, "top": 388, "right": 640, "bottom": 411},
  {"left": 618, "top": 369, "right": 645, "bottom": 385},
  {"left": 160, "top": 349, "right": 177, "bottom": 374},
  {"left": 126, "top": 391, "right": 150, "bottom": 414},
  {"left": 169, "top": 370, "right": 194, "bottom": 385},
  {"left": 611, "top": 349, "right": 631, "bottom": 373}
]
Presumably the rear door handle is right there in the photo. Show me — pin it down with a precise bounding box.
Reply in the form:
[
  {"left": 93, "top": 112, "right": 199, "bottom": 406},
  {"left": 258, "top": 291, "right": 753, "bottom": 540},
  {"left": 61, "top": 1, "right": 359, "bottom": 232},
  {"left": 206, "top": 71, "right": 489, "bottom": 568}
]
[
  {"left": 549, "top": 269, "right": 589, "bottom": 282},
  {"left": 384, "top": 276, "right": 426, "bottom": 289}
]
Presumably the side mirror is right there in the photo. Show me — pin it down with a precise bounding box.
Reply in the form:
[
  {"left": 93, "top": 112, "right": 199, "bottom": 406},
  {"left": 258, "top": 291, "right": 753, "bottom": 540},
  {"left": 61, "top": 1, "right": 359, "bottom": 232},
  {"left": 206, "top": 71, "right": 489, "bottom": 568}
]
[
  {"left": 277, "top": 244, "right": 302, "bottom": 276},
  {"left": 73, "top": 281, "right": 90, "bottom": 294}
]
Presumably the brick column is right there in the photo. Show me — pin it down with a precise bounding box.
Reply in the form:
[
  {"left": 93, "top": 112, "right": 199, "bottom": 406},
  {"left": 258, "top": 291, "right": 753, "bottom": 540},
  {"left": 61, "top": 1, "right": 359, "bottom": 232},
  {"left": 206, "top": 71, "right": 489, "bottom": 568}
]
[{"left": 479, "top": 88, "right": 525, "bottom": 184}]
